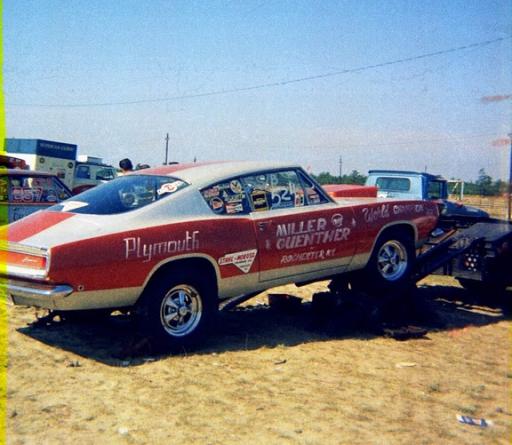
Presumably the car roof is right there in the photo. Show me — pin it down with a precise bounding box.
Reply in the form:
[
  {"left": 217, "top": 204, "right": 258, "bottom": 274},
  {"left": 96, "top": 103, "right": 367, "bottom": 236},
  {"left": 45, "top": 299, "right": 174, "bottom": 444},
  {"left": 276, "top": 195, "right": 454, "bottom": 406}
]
[
  {"left": 368, "top": 170, "right": 445, "bottom": 181},
  {"left": 129, "top": 161, "right": 300, "bottom": 187},
  {"left": 0, "top": 168, "right": 58, "bottom": 177}
]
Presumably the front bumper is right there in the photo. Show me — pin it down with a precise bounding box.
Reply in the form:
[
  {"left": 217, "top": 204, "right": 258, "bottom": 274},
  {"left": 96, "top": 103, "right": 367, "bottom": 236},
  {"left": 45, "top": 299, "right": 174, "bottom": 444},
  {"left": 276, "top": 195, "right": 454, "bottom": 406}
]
[{"left": 4, "top": 279, "right": 73, "bottom": 309}]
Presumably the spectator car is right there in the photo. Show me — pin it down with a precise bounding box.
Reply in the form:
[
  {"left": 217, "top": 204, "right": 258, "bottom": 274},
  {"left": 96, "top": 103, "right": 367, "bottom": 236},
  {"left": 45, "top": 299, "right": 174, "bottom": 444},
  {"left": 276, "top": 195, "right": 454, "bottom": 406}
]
[
  {"left": 0, "top": 169, "right": 72, "bottom": 225},
  {"left": 3, "top": 161, "right": 438, "bottom": 349}
]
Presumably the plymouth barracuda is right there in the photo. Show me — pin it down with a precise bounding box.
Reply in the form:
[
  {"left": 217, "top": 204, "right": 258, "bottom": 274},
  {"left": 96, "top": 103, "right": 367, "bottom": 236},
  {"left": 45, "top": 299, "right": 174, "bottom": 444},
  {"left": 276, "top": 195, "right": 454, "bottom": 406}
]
[{"left": 3, "top": 161, "right": 438, "bottom": 349}]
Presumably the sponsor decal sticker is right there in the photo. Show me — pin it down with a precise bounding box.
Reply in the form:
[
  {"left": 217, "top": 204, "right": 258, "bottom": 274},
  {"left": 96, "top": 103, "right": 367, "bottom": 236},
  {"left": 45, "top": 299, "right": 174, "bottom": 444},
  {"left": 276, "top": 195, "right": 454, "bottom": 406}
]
[
  {"left": 218, "top": 249, "right": 257, "bottom": 273},
  {"left": 157, "top": 182, "right": 178, "bottom": 196},
  {"left": 252, "top": 190, "right": 269, "bottom": 211},
  {"left": 209, "top": 196, "right": 225, "bottom": 213},
  {"left": 230, "top": 179, "right": 243, "bottom": 194}
]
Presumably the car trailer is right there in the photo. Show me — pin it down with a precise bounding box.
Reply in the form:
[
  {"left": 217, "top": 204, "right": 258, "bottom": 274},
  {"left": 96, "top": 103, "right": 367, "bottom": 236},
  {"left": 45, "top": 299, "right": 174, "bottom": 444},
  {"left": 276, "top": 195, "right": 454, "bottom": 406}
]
[{"left": 415, "top": 219, "right": 512, "bottom": 293}]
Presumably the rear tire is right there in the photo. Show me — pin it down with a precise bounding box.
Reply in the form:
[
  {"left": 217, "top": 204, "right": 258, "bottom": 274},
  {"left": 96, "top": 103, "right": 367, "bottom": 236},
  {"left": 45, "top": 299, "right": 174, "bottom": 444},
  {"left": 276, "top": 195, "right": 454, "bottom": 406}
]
[
  {"left": 353, "top": 229, "right": 415, "bottom": 293},
  {"left": 136, "top": 269, "right": 217, "bottom": 352}
]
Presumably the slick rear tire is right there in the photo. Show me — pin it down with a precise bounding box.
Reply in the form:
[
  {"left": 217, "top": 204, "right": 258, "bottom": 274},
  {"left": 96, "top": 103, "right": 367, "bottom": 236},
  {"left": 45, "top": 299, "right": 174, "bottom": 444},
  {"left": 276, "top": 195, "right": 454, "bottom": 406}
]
[{"left": 136, "top": 269, "right": 217, "bottom": 352}]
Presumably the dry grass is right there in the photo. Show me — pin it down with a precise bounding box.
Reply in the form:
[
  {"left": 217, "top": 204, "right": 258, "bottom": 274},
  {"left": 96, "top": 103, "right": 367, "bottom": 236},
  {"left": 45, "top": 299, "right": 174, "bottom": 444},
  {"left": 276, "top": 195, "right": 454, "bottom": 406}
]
[
  {"left": 452, "top": 195, "right": 510, "bottom": 220},
  {"left": 5, "top": 276, "right": 512, "bottom": 444}
]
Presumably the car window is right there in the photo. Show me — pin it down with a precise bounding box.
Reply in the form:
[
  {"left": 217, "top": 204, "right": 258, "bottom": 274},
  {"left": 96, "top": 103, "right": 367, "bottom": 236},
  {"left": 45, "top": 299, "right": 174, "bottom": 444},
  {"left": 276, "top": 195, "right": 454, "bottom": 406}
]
[
  {"left": 201, "top": 178, "right": 251, "bottom": 215},
  {"left": 241, "top": 169, "right": 327, "bottom": 212},
  {"left": 96, "top": 167, "right": 116, "bottom": 181},
  {"left": 50, "top": 175, "right": 188, "bottom": 215},
  {"left": 76, "top": 165, "right": 90, "bottom": 179},
  {"left": 427, "top": 180, "right": 443, "bottom": 199},
  {"left": 3, "top": 175, "right": 72, "bottom": 204},
  {"left": 297, "top": 170, "right": 330, "bottom": 206},
  {"left": 376, "top": 177, "right": 411, "bottom": 192}
]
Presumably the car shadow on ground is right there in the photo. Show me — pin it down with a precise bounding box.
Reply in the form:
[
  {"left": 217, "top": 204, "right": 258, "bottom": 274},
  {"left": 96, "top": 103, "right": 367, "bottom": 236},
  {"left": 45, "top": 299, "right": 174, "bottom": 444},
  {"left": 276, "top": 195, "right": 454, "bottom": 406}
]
[{"left": 16, "top": 284, "right": 511, "bottom": 367}]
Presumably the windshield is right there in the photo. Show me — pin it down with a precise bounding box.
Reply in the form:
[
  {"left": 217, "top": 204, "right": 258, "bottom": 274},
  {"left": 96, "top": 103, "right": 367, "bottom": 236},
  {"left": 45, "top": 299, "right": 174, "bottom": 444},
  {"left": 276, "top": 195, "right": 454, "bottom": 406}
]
[{"left": 49, "top": 175, "right": 188, "bottom": 215}]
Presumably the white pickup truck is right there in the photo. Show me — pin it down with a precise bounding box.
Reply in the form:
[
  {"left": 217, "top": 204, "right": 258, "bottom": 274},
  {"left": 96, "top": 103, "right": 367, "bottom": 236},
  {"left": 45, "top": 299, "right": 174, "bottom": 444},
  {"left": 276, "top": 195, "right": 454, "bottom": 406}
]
[{"left": 365, "top": 170, "right": 489, "bottom": 225}]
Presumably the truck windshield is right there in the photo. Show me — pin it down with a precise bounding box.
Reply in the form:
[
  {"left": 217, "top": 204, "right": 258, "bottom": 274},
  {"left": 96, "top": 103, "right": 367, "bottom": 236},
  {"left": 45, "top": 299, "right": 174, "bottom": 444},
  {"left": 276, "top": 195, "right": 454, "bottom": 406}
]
[{"left": 49, "top": 175, "right": 188, "bottom": 215}]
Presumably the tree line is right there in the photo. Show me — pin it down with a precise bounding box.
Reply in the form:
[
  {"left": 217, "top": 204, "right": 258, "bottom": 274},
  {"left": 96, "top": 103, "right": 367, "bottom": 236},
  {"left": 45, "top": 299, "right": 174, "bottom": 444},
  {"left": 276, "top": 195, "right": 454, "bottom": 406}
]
[{"left": 312, "top": 168, "right": 508, "bottom": 197}]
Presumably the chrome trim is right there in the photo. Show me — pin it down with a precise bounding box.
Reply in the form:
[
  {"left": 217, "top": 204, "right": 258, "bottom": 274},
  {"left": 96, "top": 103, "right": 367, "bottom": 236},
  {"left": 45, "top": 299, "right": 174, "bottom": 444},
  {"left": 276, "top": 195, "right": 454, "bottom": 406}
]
[
  {"left": 0, "top": 241, "right": 48, "bottom": 256},
  {"left": 7, "top": 265, "right": 48, "bottom": 280},
  {"left": 6, "top": 280, "right": 73, "bottom": 300}
]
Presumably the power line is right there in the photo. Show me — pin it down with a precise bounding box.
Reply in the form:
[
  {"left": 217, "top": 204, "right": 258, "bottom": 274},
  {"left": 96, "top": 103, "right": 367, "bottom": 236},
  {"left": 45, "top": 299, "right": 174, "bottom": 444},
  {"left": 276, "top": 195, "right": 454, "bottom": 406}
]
[{"left": 8, "top": 36, "right": 510, "bottom": 109}]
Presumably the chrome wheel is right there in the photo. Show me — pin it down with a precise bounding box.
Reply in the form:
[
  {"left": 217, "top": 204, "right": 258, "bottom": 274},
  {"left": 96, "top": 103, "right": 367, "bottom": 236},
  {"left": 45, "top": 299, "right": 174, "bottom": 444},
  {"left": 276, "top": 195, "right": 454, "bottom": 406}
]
[
  {"left": 377, "top": 240, "right": 408, "bottom": 282},
  {"left": 160, "top": 285, "right": 202, "bottom": 337}
]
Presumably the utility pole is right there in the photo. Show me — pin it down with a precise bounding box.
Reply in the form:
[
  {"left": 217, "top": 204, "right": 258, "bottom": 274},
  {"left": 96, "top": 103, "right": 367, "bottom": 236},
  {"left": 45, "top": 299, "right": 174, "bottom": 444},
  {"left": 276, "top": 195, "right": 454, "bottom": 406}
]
[
  {"left": 164, "top": 133, "right": 170, "bottom": 165},
  {"left": 339, "top": 156, "right": 342, "bottom": 181}
]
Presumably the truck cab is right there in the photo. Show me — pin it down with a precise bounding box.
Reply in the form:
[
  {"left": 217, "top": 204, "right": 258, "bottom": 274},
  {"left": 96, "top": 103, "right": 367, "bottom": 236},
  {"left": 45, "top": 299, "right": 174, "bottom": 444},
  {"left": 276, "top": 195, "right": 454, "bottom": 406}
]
[
  {"left": 366, "top": 170, "right": 489, "bottom": 225},
  {"left": 72, "top": 155, "right": 117, "bottom": 195},
  {"left": 365, "top": 170, "right": 448, "bottom": 200}
]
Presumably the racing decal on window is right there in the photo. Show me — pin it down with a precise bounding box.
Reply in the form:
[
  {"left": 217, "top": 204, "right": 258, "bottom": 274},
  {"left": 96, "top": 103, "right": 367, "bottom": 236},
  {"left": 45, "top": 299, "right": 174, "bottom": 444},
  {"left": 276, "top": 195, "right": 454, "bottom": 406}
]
[
  {"left": 251, "top": 190, "right": 269, "bottom": 211},
  {"left": 226, "top": 202, "right": 244, "bottom": 214},
  {"left": 209, "top": 196, "right": 225, "bottom": 214},
  {"left": 202, "top": 180, "right": 249, "bottom": 215},
  {"left": 229, "top": 179, "right": 242, "bottom": 194},
  {"left": 218, "top": 249, "right": 257, "bottom": 273},
  {"left": 157, "top": 180, "right": 186, "bottom": 196},
  {"left": 202, "top": 186, "right": 220, "bottom": 199}
]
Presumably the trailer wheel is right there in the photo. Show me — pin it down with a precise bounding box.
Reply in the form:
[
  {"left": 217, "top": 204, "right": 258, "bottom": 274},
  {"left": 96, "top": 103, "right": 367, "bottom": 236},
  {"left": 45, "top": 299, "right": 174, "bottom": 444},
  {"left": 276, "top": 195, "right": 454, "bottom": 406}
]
[
  {"left": 355, "top": 229, "right": 415, "bottom": 293},
  {"left": 136, "top": 269, "right": 217, "bottom": 351}
]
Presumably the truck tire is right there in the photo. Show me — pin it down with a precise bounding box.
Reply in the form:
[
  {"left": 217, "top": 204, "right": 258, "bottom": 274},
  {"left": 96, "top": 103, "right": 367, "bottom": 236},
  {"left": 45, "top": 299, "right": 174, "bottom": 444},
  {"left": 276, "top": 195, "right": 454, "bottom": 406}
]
[
  {"left": 136, "top": 269, "right": 217, "bottom": 352},
  {"left": 354, "top": 229, "right": 415, "bottom": 293}
]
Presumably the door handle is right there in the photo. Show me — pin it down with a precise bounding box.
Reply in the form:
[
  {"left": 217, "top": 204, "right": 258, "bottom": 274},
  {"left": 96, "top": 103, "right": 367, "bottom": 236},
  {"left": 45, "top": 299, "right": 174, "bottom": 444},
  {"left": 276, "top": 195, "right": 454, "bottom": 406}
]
[{"left": 257, "top": 221, "right": 270, "bottom": 232}]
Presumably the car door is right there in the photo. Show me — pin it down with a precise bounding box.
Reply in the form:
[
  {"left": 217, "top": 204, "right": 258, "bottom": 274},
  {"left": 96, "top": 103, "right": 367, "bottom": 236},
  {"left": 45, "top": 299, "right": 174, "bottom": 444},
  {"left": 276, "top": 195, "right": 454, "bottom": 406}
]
[{"left": 242, "top": 169, "right": 359, "bottom": 283}]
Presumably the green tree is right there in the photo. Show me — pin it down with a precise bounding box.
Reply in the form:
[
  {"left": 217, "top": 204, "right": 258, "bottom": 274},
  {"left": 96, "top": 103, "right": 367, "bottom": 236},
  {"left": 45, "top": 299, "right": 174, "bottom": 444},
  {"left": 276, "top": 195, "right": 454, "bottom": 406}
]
[{"left": 476, "top": 168, "right": 494, "bottom": 196}]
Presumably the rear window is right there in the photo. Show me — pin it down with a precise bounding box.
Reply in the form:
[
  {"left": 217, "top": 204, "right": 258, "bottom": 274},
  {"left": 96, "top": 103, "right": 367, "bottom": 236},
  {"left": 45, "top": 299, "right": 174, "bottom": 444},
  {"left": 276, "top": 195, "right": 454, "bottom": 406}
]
[
  {"left": 375, "top": 177, "right": 411, "bottom": 192},
  {"left": 50, "top": 175, "right": 188, "bottom": 215}
]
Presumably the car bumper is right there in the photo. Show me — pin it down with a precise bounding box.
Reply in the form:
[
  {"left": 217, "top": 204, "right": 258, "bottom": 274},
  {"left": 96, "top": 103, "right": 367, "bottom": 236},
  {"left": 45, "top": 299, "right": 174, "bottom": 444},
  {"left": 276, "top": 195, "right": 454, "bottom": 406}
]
[{"left": 4, "top": 279, "right": 73, "bottom": 309}]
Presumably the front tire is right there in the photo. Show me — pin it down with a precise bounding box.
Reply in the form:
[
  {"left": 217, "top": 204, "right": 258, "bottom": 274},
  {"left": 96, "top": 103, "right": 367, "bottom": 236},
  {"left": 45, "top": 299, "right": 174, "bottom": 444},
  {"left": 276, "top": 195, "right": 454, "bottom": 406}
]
[{"left": 137, "top": 270, "right": 217, "bottom": 351}]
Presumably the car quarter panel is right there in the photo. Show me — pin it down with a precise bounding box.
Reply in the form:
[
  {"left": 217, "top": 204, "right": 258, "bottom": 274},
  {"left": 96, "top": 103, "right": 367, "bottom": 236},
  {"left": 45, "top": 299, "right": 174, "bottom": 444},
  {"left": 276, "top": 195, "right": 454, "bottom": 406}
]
[
  {"left": 344, "top": 198, "right": 439, "bottom": 269},
  {"left": 45, "top": 217, "right": 258, "bottom": 303}
]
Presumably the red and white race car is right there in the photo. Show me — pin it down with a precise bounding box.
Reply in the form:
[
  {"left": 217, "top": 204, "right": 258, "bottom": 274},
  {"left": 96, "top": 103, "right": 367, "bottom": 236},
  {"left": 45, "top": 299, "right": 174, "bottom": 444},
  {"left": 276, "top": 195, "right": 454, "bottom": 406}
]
[{"left": 3, "top": 161, "right": 438, "bottom": 349}]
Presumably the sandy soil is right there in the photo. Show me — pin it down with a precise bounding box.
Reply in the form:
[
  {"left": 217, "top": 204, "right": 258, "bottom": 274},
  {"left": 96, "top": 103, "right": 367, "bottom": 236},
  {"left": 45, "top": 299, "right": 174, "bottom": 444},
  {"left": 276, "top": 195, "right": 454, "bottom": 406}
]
[{"left": 5, "top": 276, "right": 512, "bottom": 444}]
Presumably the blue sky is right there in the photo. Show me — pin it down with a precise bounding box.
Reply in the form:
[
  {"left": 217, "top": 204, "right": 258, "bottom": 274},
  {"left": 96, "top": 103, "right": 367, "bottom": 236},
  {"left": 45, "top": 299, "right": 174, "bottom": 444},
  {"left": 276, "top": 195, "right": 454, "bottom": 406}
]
[{"left": 5, "top": 0, "right": 512, "bottom": 180}]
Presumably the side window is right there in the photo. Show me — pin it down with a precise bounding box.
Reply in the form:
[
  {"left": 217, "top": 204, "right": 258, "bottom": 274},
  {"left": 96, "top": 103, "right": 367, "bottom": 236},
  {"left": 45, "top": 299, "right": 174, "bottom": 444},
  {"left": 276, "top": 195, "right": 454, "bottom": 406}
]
[
  {"left": 297, "top": 171, "right": 329, "bottom": 206},
  {"left": 241, "top": 169, "right": 326, "bottom": 211},
  {"left": 96, "top": 168, "right": 116, "bottom": 181},
  {"left": 76, "top": 165, "right": 90, "bottom": 179},
  {"left": 201, "top": 178, "right": 251, "bottom": 215},
  {"left": 427, "top": 181, "right": 443, "bottom": 199}
]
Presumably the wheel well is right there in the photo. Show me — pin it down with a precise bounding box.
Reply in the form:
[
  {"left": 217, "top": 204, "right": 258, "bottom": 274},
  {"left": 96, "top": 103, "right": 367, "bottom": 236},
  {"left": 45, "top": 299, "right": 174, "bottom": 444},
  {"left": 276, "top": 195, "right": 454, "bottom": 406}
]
[
  {"left": 142, "top": 257, "right": 218, "bottom": 299},
  {"left": 377, "top": 223, "right": 416, "bottom": 245}
]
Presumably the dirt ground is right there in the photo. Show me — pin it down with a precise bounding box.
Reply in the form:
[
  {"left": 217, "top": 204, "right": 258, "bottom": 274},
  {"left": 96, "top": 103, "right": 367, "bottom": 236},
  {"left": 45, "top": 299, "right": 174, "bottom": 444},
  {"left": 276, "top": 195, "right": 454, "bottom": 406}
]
[{"left": 5, "top": 276, "right": 511, "bottom": 445}]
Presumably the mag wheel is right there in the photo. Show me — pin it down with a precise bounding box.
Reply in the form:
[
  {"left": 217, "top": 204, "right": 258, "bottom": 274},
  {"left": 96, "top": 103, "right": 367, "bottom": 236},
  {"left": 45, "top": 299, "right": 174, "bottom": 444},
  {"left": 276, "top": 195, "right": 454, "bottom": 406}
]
[
  {"left": 159, "top": 284, "right": 203, "bottom": 337},
  {"left": 354, "top": 229, "right": 415, "bottom": 294},
  {"left": 376, "top": 239, "right": 409, "bottom": 282},
  {"left": 138, "top": 269, "right": 217, "bottom": 351}
]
